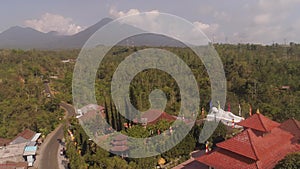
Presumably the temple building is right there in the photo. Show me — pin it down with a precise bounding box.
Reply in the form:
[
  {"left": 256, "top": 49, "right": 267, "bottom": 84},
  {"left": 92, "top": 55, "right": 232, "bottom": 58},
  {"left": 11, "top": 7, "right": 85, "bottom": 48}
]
[
  {"left": 197, "top": 113, "right": 300, "bottom": 169},
  {"left": 110, "top": 134, "right": 129, "bottom": 157},
  {"left": 136, "top": 109, "right": 176, "bottom": 126}
]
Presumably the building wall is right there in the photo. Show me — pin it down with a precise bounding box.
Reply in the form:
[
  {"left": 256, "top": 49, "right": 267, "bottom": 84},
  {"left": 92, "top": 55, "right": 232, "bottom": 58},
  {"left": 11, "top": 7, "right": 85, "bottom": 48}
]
[{"left": 0, "top": 155, "right": 24, "bottom": 164}]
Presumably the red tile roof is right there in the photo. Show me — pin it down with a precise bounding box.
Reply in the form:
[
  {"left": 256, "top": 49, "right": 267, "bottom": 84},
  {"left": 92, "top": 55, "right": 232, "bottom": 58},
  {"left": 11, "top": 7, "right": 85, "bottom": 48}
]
[
  {"left": 237, "top": 114, "right": 280, "bottom": 132},
  {"left": 16, "top": 129, "right": 35, "bottom": 140},
  {"left": 254, "top": 127, "right": 299, "bottom": 169},
  {"left": 79, "top": 110, "right": 98, "bottom": 121},
  {"left": 198, "top": 116, "right": 300, "bottom": 169},
  {"left": 113, "top": 134, "right": 128, "bottom": 141},
  {"left": 141, "top": 109, "right": 176, "bottom": 125},
  {"left": 0, "top": 162, "right": 28, "bottom": 169},
  {"left": 217, "top": 129, "right": 260, "bottom": 160},
  {"left": 279, "top": 119, "right": 300, "bottom": 139},
  {"left": 110, "top": 145, "right": 129, "bottom": 152},
  {"left": 80, "top": 104, "right": 104, "bottom": 113},
  {"left": 111, "top": 140, "right": 127, "bottom": 146},
  {"left": 198, "top": 148, "right": 257, "bottom": 169},
  {"left": 173, "top": 158, "right": 209, "bottom": 169},
  {"left": 279, "top": 118, "right": 300, "bottom": 145},
  {"left": 0, "top": 138, "right": 11, "bottom": 146}
]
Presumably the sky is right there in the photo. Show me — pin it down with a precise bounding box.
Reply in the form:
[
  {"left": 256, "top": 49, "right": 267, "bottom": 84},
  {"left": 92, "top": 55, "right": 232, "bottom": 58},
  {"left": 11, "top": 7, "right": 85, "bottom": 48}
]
[{"left": 1, "top": 0, "right": 300, "bottom": 44}]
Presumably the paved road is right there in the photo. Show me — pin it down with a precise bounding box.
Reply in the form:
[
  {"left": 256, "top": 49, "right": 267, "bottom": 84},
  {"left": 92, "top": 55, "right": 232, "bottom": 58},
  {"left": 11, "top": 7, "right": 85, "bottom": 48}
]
[
  {"left": 60, "top": 102, "right": 76, "bottom": 117},
  {"left": 38, "top": 100, "right": 75, "bottom": 169},
  {"left": 39, "top": 125, "right": 64, "bottom": 169},
  {"left": 38, "top": 83, "right": 75, "bottom": 169}
]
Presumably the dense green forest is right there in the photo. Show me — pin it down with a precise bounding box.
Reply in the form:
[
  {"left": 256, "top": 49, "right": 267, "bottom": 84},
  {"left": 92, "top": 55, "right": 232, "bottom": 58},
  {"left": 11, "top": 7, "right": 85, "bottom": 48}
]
[
  {"left": 67, "top": 43, "right": 300, "bottom": 168},
  {"left": 0, "top": 43, "right": 299, "bottom": 168},
  {"left": 94, "top": 43, "right": 300, "bottom": 121},
  {"left": 0, "top": 49, "right": 77, "bottom": 138}
]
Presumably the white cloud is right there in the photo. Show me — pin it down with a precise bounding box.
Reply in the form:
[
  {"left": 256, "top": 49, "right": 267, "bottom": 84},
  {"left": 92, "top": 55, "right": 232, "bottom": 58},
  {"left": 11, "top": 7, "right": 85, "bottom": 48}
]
[
  {"left": 24, "top": 13, "right": 84, "bottom": 35},
  {"left": 108, "top": 8, "right": 226, "bottom": 44},
  {"left": 193, "top": 21, "right": 220, "bottom": 41},
  {"left": 254, "top": 13, "right": 271, "bottom": 25},
  {"left": 258, "top": 0, "right": 300, "bottom": 12},
  {"left": 109, "top": 7, "right": 159, "bottom": 19},
  {"left": 109, "top": 8, "right": 141, "bottom": 18},
  {"left": 108, "top": 8, "right": 164, "bottom": 34},
  {"left": 253, "top": 0, "right": 298, "bottom": 26},
  {"left": 236, "top": 0, "right": 300, "bottom": 44},
  {"left": 193, "top": 22, "right": 210, "bottom": 31},
  {"left": 193, "top": 21, "right": 219, "bottom": 33}
]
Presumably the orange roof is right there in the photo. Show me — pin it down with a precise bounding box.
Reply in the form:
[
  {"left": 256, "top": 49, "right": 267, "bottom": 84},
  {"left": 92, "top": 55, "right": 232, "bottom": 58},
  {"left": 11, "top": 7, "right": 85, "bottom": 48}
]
[
  {"left": 110, "top": 145, "right": 129, "bottom": 152},
  {"left": 198, "top": 148, "right": 257, "bottom": 169},
  {"left": 79, "top": 110, "right": 98, "bottom": 121},
  {"left": 141, "top": 109, "right": 176, "bottom": 125},
  {"left": 113, "top": 134, "right": 128, "bottom": 141},
  {"left": 0, "top": 162, "right": 28, "bottom": 169},
  {"left": 173, "top": 158, "right": 209, "bottom": 169},
  {"left": 237, "top": 114, "right": 280, "bottom": 132},
  {"left": 279, "top": 119, "right": 300, "bottom": 137},
  {"left": 253, "top": 127, "right": 299, "bottom": 169},
  {"left": 0, "top": 138, "right": 11, "bottom": 146},
  {"left": 217, "top": 129, "right": 260, "bottom": 160},
  {"left": 279, "top": 118, "right": 300, "bottom": 144},
  {"left": 111, "top": 140, "right": 127, "bottom": 146},
  {"left": 16, "top": 129, "right": 35, "bottom": 140},
  {"left": 197, "top": 119, "right": 300, "bottom": 169}
]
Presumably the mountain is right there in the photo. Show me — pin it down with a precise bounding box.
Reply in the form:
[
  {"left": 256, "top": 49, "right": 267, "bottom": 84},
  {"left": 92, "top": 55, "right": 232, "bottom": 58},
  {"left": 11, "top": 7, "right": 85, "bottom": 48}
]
[
  {"left": 0, "top": 26, "right": 65, "bottom": 49},
  {"left": 52, "top": 17, "right": 113, "bottom": 49},
  {"left": 0, "top": 17, "right": 184, "bottom": 49},
  {"left": 0, "top": 18, "right": 113, "bottom": 49}
]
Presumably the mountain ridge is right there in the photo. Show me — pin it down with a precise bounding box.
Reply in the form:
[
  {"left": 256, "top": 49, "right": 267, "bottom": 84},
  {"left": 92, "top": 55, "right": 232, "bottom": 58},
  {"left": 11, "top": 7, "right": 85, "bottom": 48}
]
[
  {"left": 0, "top": 17, "right": 185, "bottom": 49},
  {"left": 0, "top": 18, "right": 113, "bottom": 49}
]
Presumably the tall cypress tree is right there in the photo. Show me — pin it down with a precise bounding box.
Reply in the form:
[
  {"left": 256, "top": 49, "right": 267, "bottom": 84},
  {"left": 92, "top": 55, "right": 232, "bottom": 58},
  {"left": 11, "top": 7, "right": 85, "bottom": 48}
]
[
  {"left": 129, "top": 87, "right": 138, "bottom": 109},
  {"left": 124, "top": 98, "right": 130, "bottom": 127},
  {"left": 104, "top": 98, "right": 109, "bottom": 124},
  {"left": 117, "top": 111, "right": 123, "bottom": 131},
  {"left": 113, "top": 104, "right": 120, "bottom": 131},
  {"left": 111, "top": 111, "right": 116, "bottom": 130},
  {"left": 110, "top": 99, "right": 116, "bottom": 129}
]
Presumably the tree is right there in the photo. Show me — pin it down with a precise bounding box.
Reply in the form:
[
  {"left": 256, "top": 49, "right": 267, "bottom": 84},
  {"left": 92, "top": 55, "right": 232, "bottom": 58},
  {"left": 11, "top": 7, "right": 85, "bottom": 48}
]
[
  {"left": 104, "top": 98, "right": 109, "bottom": 124},
  {"left": 126, "top": 125, "right": 149, "bottom": 138},
  {"left": 117, "top": 110, "right": 123, "bottom": 131},
  {"left": 43, "top": 97, "right": 60, "bottom": 112},
  {"left": 129, "top": 86, "right": 138, "bottom": 109},
  {"left": 111, "top": 109, "right": 116, "bottom": 130},
  {"left": 131, "top": 156, "right": 158, "bottom": 169},
  {"left": 162, "top": 133, "right": 196, "bottom": 161},
  {"left": 275, "top": 152, "right": 300, "bottom": 169},
  {"left": 124, "top": 98, "right": 131, "bottom": 127}
]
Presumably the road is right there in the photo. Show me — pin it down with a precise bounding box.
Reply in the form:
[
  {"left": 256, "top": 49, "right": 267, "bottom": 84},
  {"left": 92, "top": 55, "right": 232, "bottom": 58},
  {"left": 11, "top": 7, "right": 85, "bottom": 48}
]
[
  {"left": 38, "top": 102, "right": 75, "bottom": 169},
  {"left": 37, "top": 83, "right": 75, "bottom": 169},
  {"left": 39, "top": 125, "right": 64, "bottom": 169},
  {"left": 60, "top": 102, "right": 76, "bottom": 118}
]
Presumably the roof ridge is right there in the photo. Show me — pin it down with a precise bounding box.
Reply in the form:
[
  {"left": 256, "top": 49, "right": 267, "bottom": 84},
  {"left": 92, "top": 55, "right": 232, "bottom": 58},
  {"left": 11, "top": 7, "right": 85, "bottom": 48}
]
[
  {"left": 247, "top": 129, "right": 260, "bottom": 160},
  {"left": 292, "top": 119, "right": 300, "bottom": 129},
  {"left": 257, "top": 114, "right": 268, "bottom": 132}
]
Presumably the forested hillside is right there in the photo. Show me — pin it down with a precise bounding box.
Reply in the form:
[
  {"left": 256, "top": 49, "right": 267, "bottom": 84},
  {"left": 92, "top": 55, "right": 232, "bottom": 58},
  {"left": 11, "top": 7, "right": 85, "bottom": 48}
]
[
  {"left": 0, "top": 49, "right": 77, "bottom": 138},
  {"left": 95, "top": 44, "right": 300, "bottom": 122},
  {"left": 0, "top": 43, "right": 299, "bottom": 142},
  {"left": 69, "top": 43, "right": 300, "bottom": 168}
]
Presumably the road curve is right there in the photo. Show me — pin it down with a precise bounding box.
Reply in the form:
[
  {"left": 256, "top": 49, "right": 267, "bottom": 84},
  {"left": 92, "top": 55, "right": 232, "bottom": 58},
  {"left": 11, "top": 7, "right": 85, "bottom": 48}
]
[
  {"left": 38, "top": 102, "right": 75, "bottom": 169},
  {"left": 39, "top": 125, "right": 64, "bottom": 169}
]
